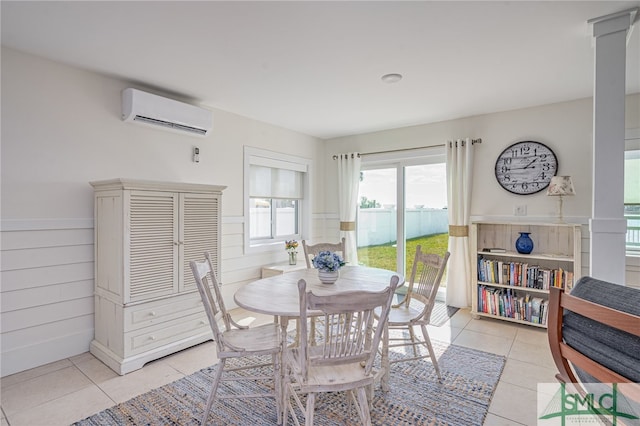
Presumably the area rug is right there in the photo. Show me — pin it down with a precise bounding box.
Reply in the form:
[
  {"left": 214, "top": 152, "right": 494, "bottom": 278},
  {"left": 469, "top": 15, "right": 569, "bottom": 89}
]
[
  {"left": 394, "top": 291, "right": 459, "bottom": 327},
  {"left": 74, "top": 339, "right": 504, "bottom": 426},
  {"left": 430, "top": 300, "right": 459, "bottom": 327}
]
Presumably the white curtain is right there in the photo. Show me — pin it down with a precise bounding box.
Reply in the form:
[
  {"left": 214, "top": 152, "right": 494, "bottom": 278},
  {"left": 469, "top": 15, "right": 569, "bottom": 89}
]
[
  {"left": 446, "top": 138, "right": 475, "bottom": 308},
  {"left": 337, "top": 152, "right": 361, "bottom": 265}
]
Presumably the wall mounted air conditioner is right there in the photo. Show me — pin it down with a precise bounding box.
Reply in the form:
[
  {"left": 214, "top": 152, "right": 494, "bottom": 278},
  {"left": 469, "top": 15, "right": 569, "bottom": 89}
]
[{"left": 122, "top": 88, "right": 213, "bottom": 137}]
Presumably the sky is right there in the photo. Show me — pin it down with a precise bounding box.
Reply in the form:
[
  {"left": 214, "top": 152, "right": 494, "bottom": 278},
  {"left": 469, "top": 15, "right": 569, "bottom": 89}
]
[{"left": 359, "top": 163, "right": 448, "bottom": 209}]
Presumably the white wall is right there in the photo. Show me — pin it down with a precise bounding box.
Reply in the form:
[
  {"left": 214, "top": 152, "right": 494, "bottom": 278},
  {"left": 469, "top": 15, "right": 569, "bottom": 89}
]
[
  {"left": 322, "top": 94, "right": 640, "bottom": 284},
  {"left": 0, "top": 47, "right": 323, "bottom": 376}
]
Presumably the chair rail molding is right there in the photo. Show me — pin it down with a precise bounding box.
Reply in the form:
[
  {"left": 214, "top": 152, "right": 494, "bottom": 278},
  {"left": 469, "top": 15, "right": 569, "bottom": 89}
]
[{"left": 0, "top": 218, "right": 93, "bottom": 231}]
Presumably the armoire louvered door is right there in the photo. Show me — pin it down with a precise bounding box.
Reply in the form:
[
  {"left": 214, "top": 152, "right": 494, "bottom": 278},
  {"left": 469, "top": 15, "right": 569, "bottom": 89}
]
[
  {"left": 180, "top": 193, "right": 220, "bottom": 292},
  {"left": 128, "top": 191, "right": 179, "bottom": 302},
  {"left": 91, "top": 179, "right": 225, "bottom": 375}
]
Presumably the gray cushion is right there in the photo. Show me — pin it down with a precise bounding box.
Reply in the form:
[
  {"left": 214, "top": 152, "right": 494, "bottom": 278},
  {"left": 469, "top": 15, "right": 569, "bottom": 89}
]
[{"left": 561, "top": 276, "right": 640, "bottom": 383}]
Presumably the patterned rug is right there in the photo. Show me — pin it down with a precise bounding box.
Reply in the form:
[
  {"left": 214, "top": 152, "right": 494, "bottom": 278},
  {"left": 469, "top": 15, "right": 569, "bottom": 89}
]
[
  {"left": 430, "top": 300, "right": 459, "bottom": 327},
  {"left": 74, "top": 339, "right": 504, "bottom": 426},
  {"left": 393, "top": 291, "right": 459, "bottom": 327}
]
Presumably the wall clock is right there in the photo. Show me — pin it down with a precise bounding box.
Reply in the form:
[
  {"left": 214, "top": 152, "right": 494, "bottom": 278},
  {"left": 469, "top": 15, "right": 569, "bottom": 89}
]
[{"left": 494, "top": 141, "right": 558, "bottom": 195}]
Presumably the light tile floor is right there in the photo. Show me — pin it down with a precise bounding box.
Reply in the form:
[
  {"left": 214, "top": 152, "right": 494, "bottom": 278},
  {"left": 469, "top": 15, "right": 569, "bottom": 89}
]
[{"left": 1, "top": 308, "right": 559, "bottom": 426}]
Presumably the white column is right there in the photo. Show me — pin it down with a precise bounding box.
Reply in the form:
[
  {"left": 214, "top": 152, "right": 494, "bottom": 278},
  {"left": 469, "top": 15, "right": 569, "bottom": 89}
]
[{"left": 588, "top": 9, "right": 637, "bottom": 285}]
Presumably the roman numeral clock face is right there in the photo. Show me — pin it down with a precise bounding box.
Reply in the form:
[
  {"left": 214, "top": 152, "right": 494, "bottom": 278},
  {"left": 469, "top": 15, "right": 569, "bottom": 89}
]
[{"left": 495, "top": 141, "right": 558, "bottom": 195}]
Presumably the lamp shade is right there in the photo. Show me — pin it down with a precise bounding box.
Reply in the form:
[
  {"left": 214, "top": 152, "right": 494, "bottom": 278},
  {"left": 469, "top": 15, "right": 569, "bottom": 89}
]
[{"left": 546, "top": 176, "right": 575, "bottom": 196}]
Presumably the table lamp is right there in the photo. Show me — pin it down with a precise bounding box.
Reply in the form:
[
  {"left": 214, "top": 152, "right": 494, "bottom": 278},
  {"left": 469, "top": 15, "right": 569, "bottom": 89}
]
[{"left": 547, "top": 176, "right": 575, "bottom": 223}]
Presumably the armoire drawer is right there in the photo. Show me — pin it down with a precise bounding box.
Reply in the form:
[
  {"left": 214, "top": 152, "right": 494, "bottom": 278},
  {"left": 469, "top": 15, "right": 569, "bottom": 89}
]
[
  {"left": 124, "top": 312, "right": 211, "bottom": 356},
  {"left": 124, "top": 292, "right": 204, "bottom": 331}
]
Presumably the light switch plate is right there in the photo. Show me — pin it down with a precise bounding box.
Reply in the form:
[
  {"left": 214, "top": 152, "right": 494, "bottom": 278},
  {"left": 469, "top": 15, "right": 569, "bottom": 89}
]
[{"left": 514, "top": 205, "right": 527, "bottom": 216}]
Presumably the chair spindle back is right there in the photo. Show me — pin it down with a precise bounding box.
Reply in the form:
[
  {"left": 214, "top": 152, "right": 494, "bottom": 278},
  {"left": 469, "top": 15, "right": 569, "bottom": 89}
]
[
  {"left": 296, "top": 275, "right": 399, "bottom": 379},
  {"left": 301, "top": 238, "right": 346, "bottom": 269},
  {"left": 190, "top": 252, "right": 231, "bottom": 353},
  {"left": 405, "top": 246, "right": 450, "bottom": 317}
]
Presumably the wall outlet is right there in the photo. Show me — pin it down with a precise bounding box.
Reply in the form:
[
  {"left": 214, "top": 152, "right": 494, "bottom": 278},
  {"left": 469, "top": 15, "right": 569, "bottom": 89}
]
[{"left": 514, "top": 205, "right": 527, "bottom": 216}]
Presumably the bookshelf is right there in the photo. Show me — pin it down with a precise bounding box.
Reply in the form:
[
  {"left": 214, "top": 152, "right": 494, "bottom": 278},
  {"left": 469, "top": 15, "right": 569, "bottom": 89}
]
[{"left": 470, "top": 221, "right": 581, "bottom": 328}]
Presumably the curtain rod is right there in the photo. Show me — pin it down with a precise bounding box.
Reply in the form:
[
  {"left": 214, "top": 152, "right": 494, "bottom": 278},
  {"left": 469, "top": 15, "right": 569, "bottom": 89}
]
[{"left": 332, "top": 138, "right": 482, "bottom": 160}]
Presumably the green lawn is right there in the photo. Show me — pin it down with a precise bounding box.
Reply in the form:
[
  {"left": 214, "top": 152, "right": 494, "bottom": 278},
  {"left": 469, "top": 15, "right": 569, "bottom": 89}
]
[{"left": 357, "top": 233, "right": 449, "bottom": 283}]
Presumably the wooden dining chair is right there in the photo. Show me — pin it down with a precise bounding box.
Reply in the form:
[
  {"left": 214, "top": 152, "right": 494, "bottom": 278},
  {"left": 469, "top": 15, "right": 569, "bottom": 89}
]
[
  {"left": 190, "top": 252, "right": 283, "bottom": 425},
  {"left": 282, "top": 275, "right": 399, "bottom": 426},
  {"left": 383, "top": 246, "right": 449, "bottom": 380},
  {"left": 301, "top": 237, "right": 346, "bottom": 268},
  {"left": 301, "top": 237, "right": 347, "bottom": 341}
]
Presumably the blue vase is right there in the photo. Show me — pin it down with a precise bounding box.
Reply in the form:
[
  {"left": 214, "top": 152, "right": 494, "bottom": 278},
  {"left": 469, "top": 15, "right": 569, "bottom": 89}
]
[{"left": 515, "top": 232, "right": 534, "bottom": 254}]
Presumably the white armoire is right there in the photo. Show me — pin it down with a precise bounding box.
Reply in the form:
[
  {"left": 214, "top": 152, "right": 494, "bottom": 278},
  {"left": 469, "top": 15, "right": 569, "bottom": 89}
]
[{"left": 90, "top": 179, "right": 225, "bottom": 374}]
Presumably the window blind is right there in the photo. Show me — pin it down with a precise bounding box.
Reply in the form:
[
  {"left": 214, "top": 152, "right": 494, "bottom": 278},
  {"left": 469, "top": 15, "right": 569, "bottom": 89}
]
[{"left": 250, "top": 165, "right": 303, "bottom": 199}]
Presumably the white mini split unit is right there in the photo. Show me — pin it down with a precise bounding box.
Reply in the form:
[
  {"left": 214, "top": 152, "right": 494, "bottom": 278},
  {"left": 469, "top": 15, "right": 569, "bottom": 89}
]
[{"left": 122, "top": 88, "right": 213, "bottom": 137}]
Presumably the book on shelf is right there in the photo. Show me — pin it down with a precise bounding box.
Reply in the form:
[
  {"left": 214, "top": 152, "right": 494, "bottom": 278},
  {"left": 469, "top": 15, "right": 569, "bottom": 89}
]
[
  {"left": 482, "top": 248, "right": 507, "bottom": 253},
  {"left": 477, "top": 255, "right": 573, "bottom": 290},
  {"left": 565, "top": 271, "right": 574, "bottom": 291},
  {"left": 530, "top": 297, "right": 544, "bottom": 324},
  {"left": 541, "top": 300, "right": 549, "bottom": 325},
  {"left": 477, "top": 286, "right": 547, "bottom": 325}
]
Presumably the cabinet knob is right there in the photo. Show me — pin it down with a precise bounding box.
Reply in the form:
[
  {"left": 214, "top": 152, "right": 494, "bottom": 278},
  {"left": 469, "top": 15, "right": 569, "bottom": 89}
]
[
  {"left": 150, "top": 311, "right": 156, "bottom": 316},
  {"left": 149, "top": 336, "right": 156, "bottom": 341}
]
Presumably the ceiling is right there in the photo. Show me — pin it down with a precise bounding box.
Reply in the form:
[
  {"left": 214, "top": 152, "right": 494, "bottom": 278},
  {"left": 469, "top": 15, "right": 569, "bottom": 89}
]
[{"left": 1, "top": 1, "right": 639, "bottom": 139}]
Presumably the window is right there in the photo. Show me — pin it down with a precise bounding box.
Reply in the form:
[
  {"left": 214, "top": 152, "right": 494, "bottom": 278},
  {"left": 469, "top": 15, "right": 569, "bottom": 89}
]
[
  {"left": 244, "top": 147, "right": 310, "bottom": 251},
  {"left": 625, "top": 136, "right": 640, "bottom": 252}
]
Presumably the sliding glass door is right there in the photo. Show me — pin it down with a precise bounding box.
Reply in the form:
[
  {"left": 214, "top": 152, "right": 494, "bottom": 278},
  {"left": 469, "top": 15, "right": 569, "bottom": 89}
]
[
  {"left": 357, "top": 148, "right": 448, "bottom": 283},
  {"left": 404, "top": 163, "right": 449, "bottom": 284},
  {"left": 357, "top": 168, "right": 397, "bottom": 273}
]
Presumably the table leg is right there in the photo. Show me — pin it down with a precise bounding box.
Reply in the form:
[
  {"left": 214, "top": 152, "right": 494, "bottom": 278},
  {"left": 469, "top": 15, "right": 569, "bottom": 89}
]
[
  {"left": 381, "top": 322, "right": 390, "bottom": 392},
  {"left": 279, "top": 315, "right": 290, "bottom": 423}
]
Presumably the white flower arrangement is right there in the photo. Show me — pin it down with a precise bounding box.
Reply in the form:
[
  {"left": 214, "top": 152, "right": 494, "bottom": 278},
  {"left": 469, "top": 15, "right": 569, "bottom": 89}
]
[{"left": 312, "top": 251, "right": 346, "bottom": 272}]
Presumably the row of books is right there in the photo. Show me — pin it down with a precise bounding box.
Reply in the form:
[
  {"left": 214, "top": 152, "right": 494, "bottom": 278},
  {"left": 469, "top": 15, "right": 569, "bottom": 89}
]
[
  {"left": 477, "top": 286, "right": 549, "bottom": 325},
  {"left": 477, "top": 256, "right": 574, "bottom": 291}
]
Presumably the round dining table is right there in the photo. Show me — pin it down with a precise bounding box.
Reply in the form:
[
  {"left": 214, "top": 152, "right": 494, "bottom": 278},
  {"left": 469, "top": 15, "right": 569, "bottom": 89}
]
[{"left": 234, "top": 265, "right": 404, "bottom": 392}]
